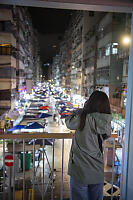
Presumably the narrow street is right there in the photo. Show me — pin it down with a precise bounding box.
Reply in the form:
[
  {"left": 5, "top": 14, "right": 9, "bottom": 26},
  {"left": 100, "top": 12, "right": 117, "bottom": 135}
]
[{"left": 16, "top": 93, "right": 121, "bottom": 199}]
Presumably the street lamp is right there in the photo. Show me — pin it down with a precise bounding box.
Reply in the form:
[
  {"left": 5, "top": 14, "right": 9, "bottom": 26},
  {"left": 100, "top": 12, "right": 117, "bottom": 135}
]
[{"left": 122, "top": 35, "right": 131, "bottom": 45}]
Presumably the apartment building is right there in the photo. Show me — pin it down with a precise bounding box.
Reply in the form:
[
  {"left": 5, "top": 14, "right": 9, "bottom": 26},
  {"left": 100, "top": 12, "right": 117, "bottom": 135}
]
[
  {"left": 15, "top": 7, "right": 34, "bottom": 95},
  {"left": 70, "top": 11, "right": 83, "bottom": 97},
  {"left": 51, "top": 54, "right": 61, "bottom": 87},
  {"left": 0, "top": 5, "right": 17, "bottom": 115},
  {"left": 0, "top": 5, "right": 41, "bottom": 116},
  {"left": 96, "top": 13, "right": 126, "bottom": 114},
  {"left": 51, "top": 11, "right": 128, "bottom": 113},
  {"left": 117, "top": 13, "right": 131, "bottom": 117},
  {"left": 51, "top": 11, "right": 83, "bottom": 102},
  {"left": 32, "top": 30, "right": 42, "bottom": 86},
  {"left": 62, "top": 28, "right": 72, "bottom": 93},
  {"left": 82, "top": 11, "right": 105, "bottom": 97}
]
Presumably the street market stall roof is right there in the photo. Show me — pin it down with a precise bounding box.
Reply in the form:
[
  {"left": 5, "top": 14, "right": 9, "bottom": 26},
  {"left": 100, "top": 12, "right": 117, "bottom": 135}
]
[
  {"left": 39, "top": 106, "right": 51, "bottom": 110},
  {"left": 37, "top": 113, "right": 52, "bottom": 118},
  {"left": 24, "top": 122, "right": 45, "bottom": 129},
  {"left": 7, "top": 125, "right": 26, "bottom": 132}
]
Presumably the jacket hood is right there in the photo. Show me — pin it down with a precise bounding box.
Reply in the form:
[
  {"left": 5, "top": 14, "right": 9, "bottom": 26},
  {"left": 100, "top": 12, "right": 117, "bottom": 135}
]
[{"left": 86, "top": 112, "right": 112, "bottom": 135}]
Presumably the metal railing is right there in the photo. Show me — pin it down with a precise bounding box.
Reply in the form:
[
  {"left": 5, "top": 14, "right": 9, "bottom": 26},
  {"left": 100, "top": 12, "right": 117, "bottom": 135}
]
[
  {"left": 0, "top": 132, "right": 123, "bottom": 200},
  {"left": 0, "top": 133, "right": 73, "bottom": 200}
]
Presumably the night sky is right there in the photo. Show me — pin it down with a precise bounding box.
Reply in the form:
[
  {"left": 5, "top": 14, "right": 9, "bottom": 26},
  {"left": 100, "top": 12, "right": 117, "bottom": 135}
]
[
  {"left": 29, "top": 7, "right": 73, "bottom": 34},
  {"left": 28, "top": 7, "right": 74, "bottom": 78}
]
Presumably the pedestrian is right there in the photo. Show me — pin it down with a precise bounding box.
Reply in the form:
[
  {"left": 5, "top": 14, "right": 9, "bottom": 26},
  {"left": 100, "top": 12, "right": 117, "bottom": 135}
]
[
  {"left": 53, "top": 114, "right": 57, "bottom": 122},
  {"left": 65, "top": 90, "right": 112, "bottom": 200}
]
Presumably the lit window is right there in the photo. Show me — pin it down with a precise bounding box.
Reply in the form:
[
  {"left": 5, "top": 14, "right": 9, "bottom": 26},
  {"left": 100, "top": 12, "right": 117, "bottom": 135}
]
[
  {"left": 0, "top": 44, "right": 11, "bottom": 55},
  {"left": 112, "top": 43, "right": 118, "bottom": 46},
  {"left": 112, "top": 43, "right": 118, "bottom": 55},
  {"left": 112, "top": 48, "right": 118, "bottom": 54},
  {"left": 105, "top": 45, "right": 110, "bottom": 56}
]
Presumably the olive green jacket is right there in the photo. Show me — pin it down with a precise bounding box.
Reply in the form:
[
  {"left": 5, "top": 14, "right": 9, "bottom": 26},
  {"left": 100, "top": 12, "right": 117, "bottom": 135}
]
[{"left": 65, "top": 110, "right": 112, "bottom": 184}]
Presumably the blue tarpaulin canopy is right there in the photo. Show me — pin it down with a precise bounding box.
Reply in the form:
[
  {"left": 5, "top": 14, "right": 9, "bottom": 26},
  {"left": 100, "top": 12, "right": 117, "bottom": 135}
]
[
  {"left": 37, "top": 113, "right": 52, "bottom": 118},
  {"left": 59, "top": 106, "right": 67, "bottom": 113},
  {"left": 59, "top": 108, "right": 72, "bottom": 114},
  {"left": 8, "top": 125, "right": 26, "bottom": 132},
  {"left": 29, "top": 138, "right": 54, "bottom": 146},
  {"left": 45, "top": 139, "right": 54, "bottom": 145},
  {"left": 57, "top": 101, "right": 65, "bottom": 105},
  {"left": 25, "top": 122, "right": 45, "bottom": 129}
]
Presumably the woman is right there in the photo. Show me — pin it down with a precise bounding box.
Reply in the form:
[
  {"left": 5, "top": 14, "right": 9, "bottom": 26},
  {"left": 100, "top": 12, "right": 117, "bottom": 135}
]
[{"left": 65, "top": 91, "right": 112, "bottom": 200}]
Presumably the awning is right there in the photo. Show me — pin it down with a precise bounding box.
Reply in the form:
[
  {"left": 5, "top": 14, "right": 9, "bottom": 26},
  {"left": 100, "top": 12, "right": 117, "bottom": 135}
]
[
  {"left": 24, "top": 122, "right": 45, "bottom": 129},
  {"left": 37, "top": 113, "right": 52, "bottom": 118},
  {"left": 39, "top": 106, "right": 50, "bottom": 110},
  {"left": 8, "top": 125, "right": 26, "bottom": 132}
]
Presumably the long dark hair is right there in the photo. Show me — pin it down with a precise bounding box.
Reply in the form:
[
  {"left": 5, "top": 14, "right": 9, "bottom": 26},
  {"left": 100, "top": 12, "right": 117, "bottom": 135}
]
[{"left": 79, "top": 90, "right": 111, "bottom": 131}]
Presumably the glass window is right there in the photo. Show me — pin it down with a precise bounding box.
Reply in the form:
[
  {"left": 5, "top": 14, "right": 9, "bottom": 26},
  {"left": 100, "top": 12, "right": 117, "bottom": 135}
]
[
  {"left": 0, "top": 45, "right": 11, "bottom": 55},
  {"left": 0, "top": 21, "right": 12, "bottom": 32},
  {"left": 98, "top": 49, "right": 102, "bottom": 59},
  {"left": 0, "top": 21, "right": 5, "bottom": 31},
  {"left": 112, "top": 43, "right": 118, "bottom": 54},
  {"left": 5, "top": 21, "right": 12, "bottom": 32},
  {"left": 105, "top": 45, "right": 110, "bottom": 56},
  {"left": 112, "top": 48, "right": 118, "bottom": 54}
]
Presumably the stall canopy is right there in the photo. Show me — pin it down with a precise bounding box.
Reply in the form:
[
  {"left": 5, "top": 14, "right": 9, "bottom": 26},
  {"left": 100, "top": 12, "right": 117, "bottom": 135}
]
[
  {"left": 60, "top": 112, "right": 72, "bottom": 116},
  {"left": 24, "top": 122, "right": 45, "bottom": 129},
  {"left": 29, "top": 138, "right": 54, "bottom": 146},
  {"left": 61, "top": 115, "right": 70, "bottom": 119},
  {"left": 37, "top": 113, "right": 52, "bottom": 118},
  {"left": 39, "top": 106, "right": 50, "bottom": 110},
  {"left": 8, "top": 125, "right": 26, "bottom": 132},
  {"left": 57, "top": 101, "right": 66, "bottom": 105}
]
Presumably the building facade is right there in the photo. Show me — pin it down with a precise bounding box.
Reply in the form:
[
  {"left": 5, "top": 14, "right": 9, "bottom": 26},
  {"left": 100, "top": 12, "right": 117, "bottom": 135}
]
[
  {"left": 0, "top": 5, "right": 41, "bottom": 116},
  {"left": 0, "top": 5, "right": 17, "bottom": 114},
  {"left": 51, "top": 11, "right": 128, "bottom": 115}
]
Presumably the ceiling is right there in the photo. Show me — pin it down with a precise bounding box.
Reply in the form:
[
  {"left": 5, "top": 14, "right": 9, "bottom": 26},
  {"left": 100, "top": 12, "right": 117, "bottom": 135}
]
[{"left": 0, "top": 0, "right": 133, "bottom": 13}]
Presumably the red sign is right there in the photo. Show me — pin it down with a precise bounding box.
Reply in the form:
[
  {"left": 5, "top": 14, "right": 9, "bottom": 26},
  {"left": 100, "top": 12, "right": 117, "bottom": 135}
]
[{"left": 5, "top": 155, "right": 14, "bottom": 167}]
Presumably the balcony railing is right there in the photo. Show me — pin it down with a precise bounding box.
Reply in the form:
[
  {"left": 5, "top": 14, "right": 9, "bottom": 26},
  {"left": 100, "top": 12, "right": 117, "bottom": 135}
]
[{"left": 0, "top": 132, "right": 123, "bottom": 200}]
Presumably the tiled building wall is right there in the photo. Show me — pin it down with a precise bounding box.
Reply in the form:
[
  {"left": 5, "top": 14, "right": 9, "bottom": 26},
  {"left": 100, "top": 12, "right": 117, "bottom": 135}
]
[{"left": 52, "top": 11, "right": 129, "bottom": 116}]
